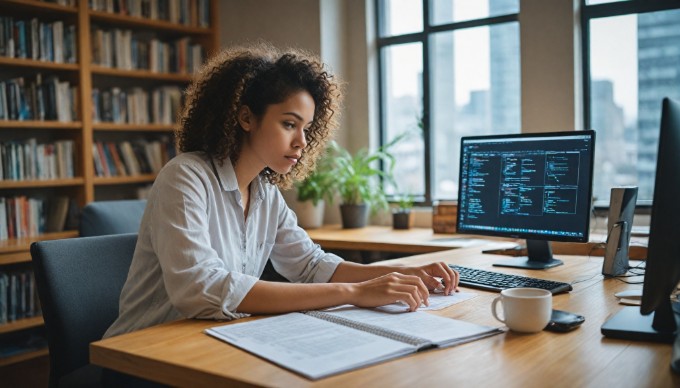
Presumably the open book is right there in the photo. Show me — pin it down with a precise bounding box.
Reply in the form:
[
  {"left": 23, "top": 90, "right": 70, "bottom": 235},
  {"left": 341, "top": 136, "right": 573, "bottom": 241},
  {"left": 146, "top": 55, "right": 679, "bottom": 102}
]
[{"left": 205, "top": 307, "right": 503, "bottom": 380}]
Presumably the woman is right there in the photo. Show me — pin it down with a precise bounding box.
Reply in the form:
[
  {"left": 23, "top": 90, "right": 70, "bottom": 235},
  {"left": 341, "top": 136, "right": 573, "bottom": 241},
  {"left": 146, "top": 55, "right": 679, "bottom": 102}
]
[{"left": 105, "top": 44, "right": 459, "bottom": 338}]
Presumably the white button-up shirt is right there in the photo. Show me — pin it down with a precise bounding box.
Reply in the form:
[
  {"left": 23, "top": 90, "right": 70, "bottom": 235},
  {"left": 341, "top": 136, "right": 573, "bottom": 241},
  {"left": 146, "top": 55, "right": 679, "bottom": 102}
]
[{"left": 104, "top": 152, "right": 343, "bottom": 338}]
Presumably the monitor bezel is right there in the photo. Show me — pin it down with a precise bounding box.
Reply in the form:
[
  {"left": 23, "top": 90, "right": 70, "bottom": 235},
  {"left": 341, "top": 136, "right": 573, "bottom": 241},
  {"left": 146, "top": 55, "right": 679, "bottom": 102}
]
[{"left": 456, "top": 130, "right": 596, "bottom": 244}]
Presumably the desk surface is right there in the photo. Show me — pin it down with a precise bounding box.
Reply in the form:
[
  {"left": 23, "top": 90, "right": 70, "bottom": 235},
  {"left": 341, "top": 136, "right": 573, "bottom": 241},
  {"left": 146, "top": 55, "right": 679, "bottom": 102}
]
[
  {"left": 306, "top": 225, "right": 648, "bottom": 259},
  {"left": 90, "top": 244, "right": 676, "bottom": 387},
  {"left": 305, "top": 225, "right": 517, "bottom": 253}
]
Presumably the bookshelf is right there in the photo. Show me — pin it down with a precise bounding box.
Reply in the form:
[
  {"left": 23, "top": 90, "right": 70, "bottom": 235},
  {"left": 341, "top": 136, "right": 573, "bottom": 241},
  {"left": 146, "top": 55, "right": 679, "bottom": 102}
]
[{"left": 0, "top": 0, "right": 218, "bottom": 366}]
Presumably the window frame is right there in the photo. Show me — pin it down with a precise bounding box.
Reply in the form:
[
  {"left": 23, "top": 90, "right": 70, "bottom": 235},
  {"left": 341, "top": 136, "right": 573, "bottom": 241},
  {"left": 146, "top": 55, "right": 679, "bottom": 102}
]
[
  {"left": 375, "top": 0, "right": 519, "bottom": 205},
  {"left": 581, "top": 0, "right": 680, "bottom": 209}
]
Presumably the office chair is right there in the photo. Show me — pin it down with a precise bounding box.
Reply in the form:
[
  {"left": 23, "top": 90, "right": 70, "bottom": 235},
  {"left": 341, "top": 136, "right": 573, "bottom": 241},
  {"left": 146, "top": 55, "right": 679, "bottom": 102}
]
[
  {"left": 79, "top": 199, "right": 147, "bottom": 237},
  {"left": 31, "top": 233, "right": 138, "bottom": 388}
]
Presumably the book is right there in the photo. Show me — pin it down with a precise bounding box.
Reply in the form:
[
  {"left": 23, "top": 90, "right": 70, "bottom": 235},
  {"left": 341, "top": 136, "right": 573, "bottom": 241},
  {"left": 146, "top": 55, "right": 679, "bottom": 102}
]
[
  {"left": 205, "top": 307, "right": 502, "bottom": 380},
  {"left": 0, "top": 272, "right": 8, "bottom": 324},
  {"left": 45, "top": 195, "right": 69, "bottom": 233}
]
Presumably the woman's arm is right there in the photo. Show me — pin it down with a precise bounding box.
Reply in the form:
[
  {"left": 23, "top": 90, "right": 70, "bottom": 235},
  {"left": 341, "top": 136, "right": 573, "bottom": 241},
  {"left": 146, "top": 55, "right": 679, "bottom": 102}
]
[
  {"left": 237, "top": 271, "right": 429, "bottom": 313},
  {"left": 236, "top": 261, "right": 459, "bottom": 314}
]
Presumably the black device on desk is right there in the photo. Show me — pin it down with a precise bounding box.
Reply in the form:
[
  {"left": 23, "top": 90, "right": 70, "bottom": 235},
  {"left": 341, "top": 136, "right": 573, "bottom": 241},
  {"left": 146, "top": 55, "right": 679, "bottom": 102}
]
[
  {"left": 456, "top": 130, "right": 595, "bottom": 270},
  {"left": 601, "top": 98, "right": 680, "bottom": 350},
  {"left": 546, "top": 309, "right": 585, "bottom": 332},
  {"left": 449, "top": 264, "right": 572, "bottom": 294}
]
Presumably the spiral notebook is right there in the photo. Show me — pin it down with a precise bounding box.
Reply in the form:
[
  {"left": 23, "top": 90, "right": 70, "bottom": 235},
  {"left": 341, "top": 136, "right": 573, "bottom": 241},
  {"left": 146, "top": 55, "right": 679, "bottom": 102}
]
[{"left": 205, "top": 307, "right": 502, "bottom": 380}]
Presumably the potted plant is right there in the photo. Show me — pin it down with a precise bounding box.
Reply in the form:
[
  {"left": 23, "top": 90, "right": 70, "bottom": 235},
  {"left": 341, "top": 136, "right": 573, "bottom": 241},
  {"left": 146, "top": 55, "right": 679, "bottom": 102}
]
[
  {"left": 392, "top": 193, "right": 415, "bottom": 229},
  {"left": 292, "top": 153, "right": 334, "bottom": 229},
  {"left": 327, "top": 134, "right": 406, "bottom": 229}
]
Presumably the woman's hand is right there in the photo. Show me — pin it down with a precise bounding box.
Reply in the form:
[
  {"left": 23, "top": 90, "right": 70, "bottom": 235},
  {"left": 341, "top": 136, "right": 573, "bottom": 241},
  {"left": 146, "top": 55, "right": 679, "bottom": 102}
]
[
  {"left": 349, "top": 272, "right": 430, "bottom": 312},
  {"left": 399, "top": 262, "right": 460, "bottom": 295}
]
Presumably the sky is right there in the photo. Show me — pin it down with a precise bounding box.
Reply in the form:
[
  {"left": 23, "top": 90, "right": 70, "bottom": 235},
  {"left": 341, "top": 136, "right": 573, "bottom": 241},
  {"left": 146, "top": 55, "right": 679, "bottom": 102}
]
[
  {"left": 589, "top": 15, "right": 638, "bottom": 124},
  {"left": 386, "top": 0, "right": 490, "bottom": 105}
]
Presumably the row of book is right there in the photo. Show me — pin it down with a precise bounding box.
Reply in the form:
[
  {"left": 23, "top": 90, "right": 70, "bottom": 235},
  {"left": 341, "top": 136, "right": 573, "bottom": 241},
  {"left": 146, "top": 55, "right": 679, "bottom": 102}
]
[
  {"left": 92, "top": 138, "right": 176, "bottom": 177},
  {"left": 0, "top": 196, "right": 45, "bottom": 240},
  {"left": 89, "top": 0, "right": 211, "bottom": 28},
  {"left": 91, "top": 26, "right": 204, "bottom": 74},
  {"left": 0, "top": 139, "right": 75, "bottom": 182},
  {"left": 42, "top": 0, "right": 76, "bottom": 6},
  {"left": 0, "top": 269, "right": 41, "bottom": 324},
  {"left": 0, "top": 329, "right": 47, "bottom": 359},
  {"left": 0, "top": 17, "right": 77, "bottom": 63},
  {"left": 0, "top": 74, "right": 78, "bottom": 122},
  {"left": 0, "top": 196, "right": 77, "bottom": 241},
  {"left": 92, "top": 85, "right": 182, "bottom": 125}
]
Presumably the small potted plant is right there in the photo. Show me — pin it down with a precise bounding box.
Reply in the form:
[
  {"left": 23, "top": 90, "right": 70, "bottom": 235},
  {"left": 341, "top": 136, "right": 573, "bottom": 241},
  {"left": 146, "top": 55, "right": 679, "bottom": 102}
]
[
  {"left": 327, "top": 133, "right": 407, "bottom": 229},
  {"left": 292, "top": 153, "right": 334, "bottom": 229},
  {"left": 392, "top": 193, "right": 415, "bottom": 229}
]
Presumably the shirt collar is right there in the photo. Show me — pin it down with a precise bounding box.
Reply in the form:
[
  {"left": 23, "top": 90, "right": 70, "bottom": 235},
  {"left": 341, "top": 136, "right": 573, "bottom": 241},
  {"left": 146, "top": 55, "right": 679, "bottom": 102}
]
[{"left": 212, "top": 156, "right": 266, "bottom": 201}]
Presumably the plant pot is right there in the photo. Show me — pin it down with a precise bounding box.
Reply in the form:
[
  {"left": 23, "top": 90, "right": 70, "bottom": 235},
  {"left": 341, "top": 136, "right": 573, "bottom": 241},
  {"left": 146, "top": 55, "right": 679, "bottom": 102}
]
[
  {"left": 392, "top": 210, "right": 412, "bottom": 230},
  {"left": 340, "top": 204, "right": 369, "bottom": 229},
  {"left": 293, "top": 200, "right": 325, "bottom": 229}
]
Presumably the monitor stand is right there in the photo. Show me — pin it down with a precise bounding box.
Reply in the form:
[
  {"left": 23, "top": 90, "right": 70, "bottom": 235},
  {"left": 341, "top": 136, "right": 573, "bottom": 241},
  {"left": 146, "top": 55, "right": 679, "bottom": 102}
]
[
  {"left": 492, "top": 239, "right": 563, "bottom": 270},
  {"left": 601, "top": 300, "right": 679, "bottom": 343}
]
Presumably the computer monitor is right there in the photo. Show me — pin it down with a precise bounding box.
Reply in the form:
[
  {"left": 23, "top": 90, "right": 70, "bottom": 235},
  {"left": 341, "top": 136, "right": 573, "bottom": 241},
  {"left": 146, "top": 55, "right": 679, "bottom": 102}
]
[
  {"left": 601, "top": 97, "right": 680, "bottom": 343},
  {"left": 456, "top": 130, "right": 596, "bottom": 269}
]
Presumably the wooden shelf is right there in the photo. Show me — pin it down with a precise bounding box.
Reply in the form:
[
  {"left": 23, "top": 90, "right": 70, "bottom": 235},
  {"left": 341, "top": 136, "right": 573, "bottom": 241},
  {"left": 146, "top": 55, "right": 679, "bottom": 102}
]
[
  {"left": 91, "top": 66, "right": 193, "bottom": 82},
  {"left": 0, "top": 120, "right": 82, "bottom": 130},
  {"left": 0, "top": 317, "right": 44, "bottom": 335},
  {"left": 0, "top": 231, "right": 79, "bottom": 255},
  {"left": 94, "top": 174, "right": 156, "bottom": 185},
  {"left": 0, "top": 347, "right": 49, "bottom": 367},
  {"left": 0, "top": 0, "right": 217, "bottom": 355},
  {"left": 0, "top": 250, "right": 31, "bottom": 265},
  {"left": 0, "top": 56, "right": 79, "bottom": 71},
  {"left": 89, "top": 10, "right": 213, "bottom": 35},
  {"left": 0, "top": 0, "right": 77, "bottom": 14},
  {"left": 93, "top": 123, "right": 176, "bottom": 132},
  {"left": 0, "top": 178, "right": 85, "bottom": 189}
]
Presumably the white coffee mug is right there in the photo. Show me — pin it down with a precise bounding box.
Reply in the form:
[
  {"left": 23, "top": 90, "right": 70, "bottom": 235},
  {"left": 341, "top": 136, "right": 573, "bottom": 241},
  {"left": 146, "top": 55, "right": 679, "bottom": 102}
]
[{"left": 491, "top": 287, "right": 552, "bottom": 333}]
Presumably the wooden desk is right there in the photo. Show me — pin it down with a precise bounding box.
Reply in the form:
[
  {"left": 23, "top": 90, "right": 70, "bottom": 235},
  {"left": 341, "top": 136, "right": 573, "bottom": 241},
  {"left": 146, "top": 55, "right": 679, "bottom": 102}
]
[
  {"left": 305, "top": 225, "right": 515, "bottom": 254},
  {"left": 306, "top": 225, "right": 649, "bottom": 259},
  {"left": 90, "top": 245, "right": 676, "bottom": 387}
]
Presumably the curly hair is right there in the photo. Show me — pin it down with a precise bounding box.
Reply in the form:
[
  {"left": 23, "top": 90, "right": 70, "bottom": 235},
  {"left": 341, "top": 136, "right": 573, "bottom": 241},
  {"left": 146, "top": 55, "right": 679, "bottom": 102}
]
[{"left": 176, "top": 43, "right": 343, "bottom": 189}]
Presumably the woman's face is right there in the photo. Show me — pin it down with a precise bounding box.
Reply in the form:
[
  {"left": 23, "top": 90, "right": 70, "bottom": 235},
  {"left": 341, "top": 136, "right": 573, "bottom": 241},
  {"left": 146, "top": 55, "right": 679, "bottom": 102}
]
[{"left": 239, "top": 90, "right": 315, "bottom": 175}]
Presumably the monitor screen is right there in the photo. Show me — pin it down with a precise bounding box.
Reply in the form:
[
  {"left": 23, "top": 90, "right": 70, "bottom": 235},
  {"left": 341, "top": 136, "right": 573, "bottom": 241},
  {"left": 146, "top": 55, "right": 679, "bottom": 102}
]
[
  {"left": 457, "top": 130, "right": 595, "bottom": 269},
  {"left": 602, "top": 97, "right": 680, "bottom": 344}
]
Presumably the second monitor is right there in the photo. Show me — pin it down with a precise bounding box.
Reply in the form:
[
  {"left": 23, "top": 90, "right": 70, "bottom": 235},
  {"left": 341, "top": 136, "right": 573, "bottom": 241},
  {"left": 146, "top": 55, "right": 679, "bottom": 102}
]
[{"left": 456, "top": 130, "right": 596, "bottom": 269}]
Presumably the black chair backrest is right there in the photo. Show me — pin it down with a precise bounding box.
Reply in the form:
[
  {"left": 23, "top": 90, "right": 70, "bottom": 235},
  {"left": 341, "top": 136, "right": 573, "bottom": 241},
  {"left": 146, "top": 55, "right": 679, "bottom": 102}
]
[
  {"left": 79, "top": 200, "right": 146, "bottom": 237},
  {"left": 31, "top": 233, "right": 137, "bottom": 387}
]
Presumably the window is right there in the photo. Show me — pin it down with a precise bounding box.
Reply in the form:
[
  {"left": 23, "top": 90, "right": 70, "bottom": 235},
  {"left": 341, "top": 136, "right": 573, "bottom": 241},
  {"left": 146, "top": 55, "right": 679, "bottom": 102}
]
[
  {"left": 376, "top": 0, "right": 520, "bottom": 204},
  {"left": 582, "top": 0, "right": 680, "bottom": 204}
]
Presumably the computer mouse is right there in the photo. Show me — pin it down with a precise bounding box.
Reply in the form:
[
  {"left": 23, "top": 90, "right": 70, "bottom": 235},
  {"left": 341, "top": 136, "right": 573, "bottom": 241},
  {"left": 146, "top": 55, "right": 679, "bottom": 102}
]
[{"left": 614, "top": 289, "right": 643, "bottom": 300}]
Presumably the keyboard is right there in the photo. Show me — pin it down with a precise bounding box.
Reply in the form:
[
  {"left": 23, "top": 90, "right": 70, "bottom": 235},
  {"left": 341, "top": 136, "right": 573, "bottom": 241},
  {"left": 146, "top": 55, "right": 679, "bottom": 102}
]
[{"left": 449, "top": 265, "right": 573, "bottom": 294}]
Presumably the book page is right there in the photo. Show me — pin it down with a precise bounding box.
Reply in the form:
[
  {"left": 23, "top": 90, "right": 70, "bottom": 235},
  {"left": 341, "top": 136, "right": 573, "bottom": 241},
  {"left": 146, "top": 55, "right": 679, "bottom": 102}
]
[
  {"left": 323, "top": 292, "right": 477, "bottom": 314},
  {"left": 323, "top": 308, "right": 502, "bottom": 347},
  {"left": 376, "top": 292, "right": 477, "bottom": 313},
  {"left": 205, "top": 312, "right": 414, "bottom": 380}
]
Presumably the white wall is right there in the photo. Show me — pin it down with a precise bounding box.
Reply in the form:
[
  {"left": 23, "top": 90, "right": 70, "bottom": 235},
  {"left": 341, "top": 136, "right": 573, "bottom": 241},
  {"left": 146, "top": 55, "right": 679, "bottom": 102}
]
[
  {"left": 218, "top": 0, "right": 321, "bottom": 53},
  {"left": 520, "top": 0, "right": 583, "bottom": 133}
]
